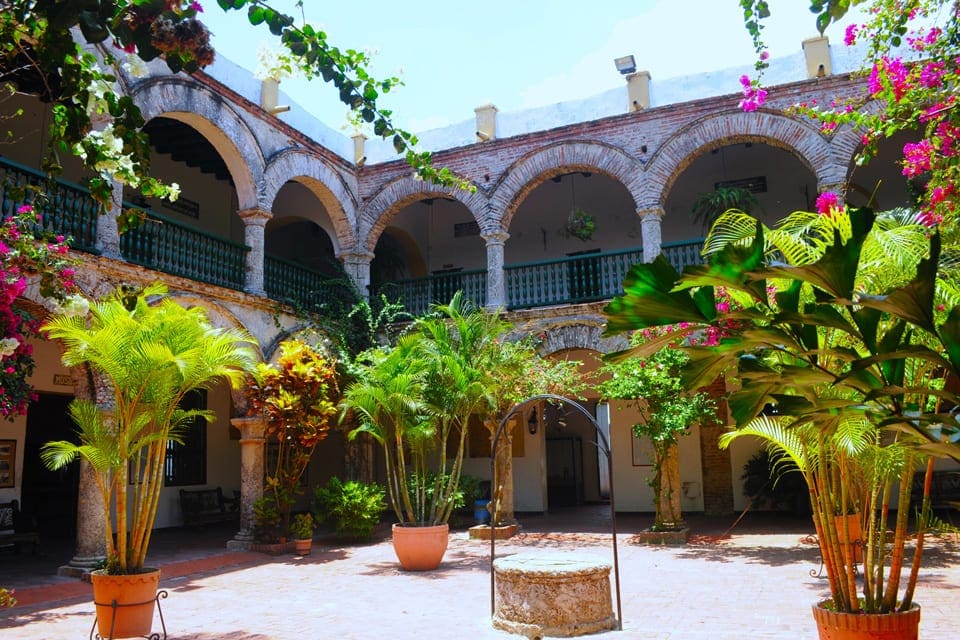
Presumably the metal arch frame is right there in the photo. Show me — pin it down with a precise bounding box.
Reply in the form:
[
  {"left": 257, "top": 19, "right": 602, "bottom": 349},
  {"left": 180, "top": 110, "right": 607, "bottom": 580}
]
[{"left": 488, "top": 393, "right": 622, "bottom": 631}]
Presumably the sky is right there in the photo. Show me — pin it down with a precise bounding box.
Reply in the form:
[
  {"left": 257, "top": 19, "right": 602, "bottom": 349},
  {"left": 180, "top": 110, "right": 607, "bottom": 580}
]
[{"left": 200, "top": 1, "right": 868, "bottom": 134}]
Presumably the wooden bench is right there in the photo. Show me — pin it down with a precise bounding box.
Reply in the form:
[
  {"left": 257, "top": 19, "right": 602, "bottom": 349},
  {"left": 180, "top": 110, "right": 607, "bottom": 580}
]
[
  {"left": 910, "top": 471, "right": 960, "bottom": 511},
  {"left": 0, "top": 499, "right": 40, "bottom": 554},
  {"left": 178, "top": 487, "right": 239, "bottom": 527}
]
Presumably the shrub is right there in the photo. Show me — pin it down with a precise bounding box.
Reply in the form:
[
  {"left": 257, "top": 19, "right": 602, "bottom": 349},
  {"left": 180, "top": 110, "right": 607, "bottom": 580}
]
[
  {"left": 252, "top": 495, "right": 281, "bottom": 543},
  {"left": 289, "top": 513, "right": 315, "bottom": 540},
  {"left": 313, "top": 477, "right": 386, "bottom": 540}
]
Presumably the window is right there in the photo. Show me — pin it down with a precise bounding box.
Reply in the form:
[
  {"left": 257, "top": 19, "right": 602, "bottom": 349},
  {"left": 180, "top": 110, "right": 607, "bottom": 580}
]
[{"left": 164, "top": 389, "right": 207, "bottom": 486}]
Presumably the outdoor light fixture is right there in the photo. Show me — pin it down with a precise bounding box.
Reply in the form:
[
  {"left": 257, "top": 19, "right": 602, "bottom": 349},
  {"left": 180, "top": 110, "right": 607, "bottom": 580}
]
[
  {"left": 614, "top": 55, "right": 636, "bottom": 75},
  {"left": 528, "top": 408, "right": 539, "bottom": 435}
]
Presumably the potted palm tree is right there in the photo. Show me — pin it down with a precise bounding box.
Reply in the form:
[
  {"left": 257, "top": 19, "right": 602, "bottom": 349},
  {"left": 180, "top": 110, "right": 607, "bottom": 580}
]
[
  {"left": 343, "top": 293, "right": 503, "bottom": 570},
  {"left": 604, "top": 205, "right": 960, "bottom": 638},
  {"left": 40, "top": 283, "right": 258, "bottom": 638}
]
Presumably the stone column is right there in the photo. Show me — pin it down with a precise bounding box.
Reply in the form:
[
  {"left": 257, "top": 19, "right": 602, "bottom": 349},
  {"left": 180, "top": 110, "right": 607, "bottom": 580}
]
[
  {"left": 638, "top": 207, "right": 664, "bottom": 262},
  {"left": 340, "top": 251, "right": 374, "bottom": 300},
  {"left": 817, "top": 182, "right": 847, "bottom": 207},
  {"left": 94, "top": 179, "right": 123, "bottom": 259},
  {"left": 482, "top": 231, "right": 509, "bottom": 311},
  {"left": 227, "top": 415, "right": 266, "bottom": 550},
  {"left": 58, "top": 460, "right": 106, "bottom": 577},
  {"left": 237, "top": 207, "right": 272, "bottom": 296}
]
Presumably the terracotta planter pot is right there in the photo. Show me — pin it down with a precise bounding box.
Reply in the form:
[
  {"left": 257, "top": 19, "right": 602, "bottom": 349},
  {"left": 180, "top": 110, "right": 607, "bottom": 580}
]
[
  {"left": 90, "top": 568, "right": 161, "bottom": 639},
  {"left": 294, "top": 538, "right": 312, "bottom": 556},
  {"left": 391, "top": 523, "right": 449, "bottom": 571},
  {"left": 812, "top": 601, "right": 920, "bottom": 640}
]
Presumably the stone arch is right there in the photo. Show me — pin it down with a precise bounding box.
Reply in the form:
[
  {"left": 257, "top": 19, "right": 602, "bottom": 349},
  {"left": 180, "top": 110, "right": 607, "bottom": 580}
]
[
  {"left": 359, "top": 174, "right": 487, "bottom": 253},
  {"left": 641, "top": 110, "right": 846, "bottom": 209},
  {"left": 262, "top": 149, "right": 359, "bottom": 254},
  {"left": 131, "top": 77, "right": 264, "bottom": 211},
  {"left": 491, "top": 141, "right": 643, "bottom": 231},
  {"left": 511, "top": 317, "right": 630, "bottom": 357}
]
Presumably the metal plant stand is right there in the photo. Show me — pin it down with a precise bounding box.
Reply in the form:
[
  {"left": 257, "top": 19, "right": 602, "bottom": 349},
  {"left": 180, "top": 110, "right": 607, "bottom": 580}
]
[{"left": 90, "top": 590, "right": 168, "bottom": 640}]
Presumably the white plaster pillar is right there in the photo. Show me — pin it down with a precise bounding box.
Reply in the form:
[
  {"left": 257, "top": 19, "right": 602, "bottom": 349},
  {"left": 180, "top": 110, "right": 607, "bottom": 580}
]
[
  {"left": 227, "top": 415, "right": 267, "bottom": 550},
  {"left": 638, "top": 206, "right": 664, "bottom": 262},
  {"left": 340, "top": 251, "right": 374, "bottom": 300},
  {"left": 481, "top": 231, "right": 509, "bottom": 311},
  {"left": 57, "top": 459, "right": 106, "bottom": 577},
  {"left": 237, "top": 207, "right": 272, "bottom": 296}
]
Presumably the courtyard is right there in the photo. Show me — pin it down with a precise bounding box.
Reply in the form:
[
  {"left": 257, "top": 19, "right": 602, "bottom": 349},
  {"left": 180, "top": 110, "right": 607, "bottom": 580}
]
[{"left": 2, "top": 509, "right": 958, "bottom": 639}]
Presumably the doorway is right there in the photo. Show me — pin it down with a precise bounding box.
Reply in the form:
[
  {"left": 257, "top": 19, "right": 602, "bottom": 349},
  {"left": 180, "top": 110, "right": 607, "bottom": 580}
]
[{"left": 21, "top": 393, "right": 77, "bottom": 541}]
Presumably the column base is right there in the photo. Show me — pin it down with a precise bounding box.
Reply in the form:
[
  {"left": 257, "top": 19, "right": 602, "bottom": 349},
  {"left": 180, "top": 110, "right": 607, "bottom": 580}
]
[
  {"left": 58, "top": 554, "right": 105, "bottom": 578},
  {"left": 226, "top": 531, "right": 255, "bottom": 551}
]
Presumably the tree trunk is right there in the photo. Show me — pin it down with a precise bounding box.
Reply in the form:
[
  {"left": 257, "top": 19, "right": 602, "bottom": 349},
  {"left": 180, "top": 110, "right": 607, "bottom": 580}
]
[
  {"left": 490, "top": 417, "right": 517, "bottom": 524},
  {"left": 656, "top": 444, "right": 685, "bottom": 530}
]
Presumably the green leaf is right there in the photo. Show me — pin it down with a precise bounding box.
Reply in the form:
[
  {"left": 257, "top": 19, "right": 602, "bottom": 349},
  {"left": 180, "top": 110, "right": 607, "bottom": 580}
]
[
  {"left": 938, "top": 306, "right": 960, "bottom": 375},
  {"left": 78, "top": 11, "right": 109, "bottom": 43},
  {"left": 247, "top": 6, "right": 266, "bottom": 24},
  {"left": 857, "top": 233, "right": 940, "bottom": 334}
]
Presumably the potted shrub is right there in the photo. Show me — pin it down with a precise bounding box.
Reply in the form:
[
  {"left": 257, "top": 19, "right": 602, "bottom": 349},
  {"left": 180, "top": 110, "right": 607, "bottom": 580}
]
[
  {"left": 564, "top": 207, "right": 597, "bottom": 241},
  {"left": 245, "top": 340, "right": 340, "bottom": 540},
  {"left": 603, "top": 205, "right": 960, "bottom": 638},
  {"left": 289, "top": 513, "right": 315, "bottom": 555},
  {"left": 312, "top": 477, "right": 386, "bottom": 541},
  {"left": 40, "top": 283, "right": 258, "bottom": 638}
]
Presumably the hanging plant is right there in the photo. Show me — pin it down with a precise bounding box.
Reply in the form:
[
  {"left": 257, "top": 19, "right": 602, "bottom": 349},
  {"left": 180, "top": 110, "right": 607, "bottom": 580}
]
[{"left": 564, "top": 207, "right": 596, "bottom": 241}]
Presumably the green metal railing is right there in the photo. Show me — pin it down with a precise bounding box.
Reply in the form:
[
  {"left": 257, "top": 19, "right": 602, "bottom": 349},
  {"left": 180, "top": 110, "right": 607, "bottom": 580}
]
[
  {"left": 505, "top": 246, "right": 645, "bottom": 309},
  {"left": 0, "top": 157, "right": 99, "bottom": 252},
  {"left": 119, "top": 207, "right": 248, "bottom": 290},
  {"left": 376, "top": 268, "right": 487, "bottom": 316},
  {"left": 661, "top": 238, "right": 706, "bottom": 274},
  {"left": 264, "top": 254, "right": 349, "bottom": 310}
]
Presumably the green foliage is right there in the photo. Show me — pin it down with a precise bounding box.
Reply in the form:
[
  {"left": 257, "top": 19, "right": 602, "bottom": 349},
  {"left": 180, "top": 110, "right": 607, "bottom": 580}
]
[
  {"left": 690, "top": 186, "right": 760, "bottom": 231},
  {"left": 289, "top": 512, "right": 315, "bottom": 540},
  {"left": 252, "top": 495, "right": 281, "bottom": 543},
  {"left": 40, "top": 283, "right": 259, "bottom": 573},
  {"left": 741, "top": 448, "right": 808, "bottom": 513},
  {"left": 564, "top": 208, "right": 596, "bottom": 241},
  {"left": 603, "top": 205, "right": 960, "bottom": 614},
  {"left": 313, "top": 477, "right": 386, "bottom": 540},
  {"left": 599, "top": 340, "right": 715, "bottom": 529}
]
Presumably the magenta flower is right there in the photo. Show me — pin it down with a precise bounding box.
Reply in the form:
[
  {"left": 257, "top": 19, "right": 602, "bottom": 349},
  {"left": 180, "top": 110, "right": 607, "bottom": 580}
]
[
  {"left": 902, "top": 140, "right": 934, "bottom": 178},
  {"left": 815, "top": 192, "right": 840, "bottom": 215},
  {"left": 844, "top": 24, "right": 858, "bottom": 46}
]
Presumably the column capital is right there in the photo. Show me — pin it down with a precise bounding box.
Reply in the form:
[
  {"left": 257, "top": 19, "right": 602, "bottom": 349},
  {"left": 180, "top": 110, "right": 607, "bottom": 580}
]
[
  {"left": 237, "top": 207, "right": 272, "bottom": 225},
  {"left": 637, "top": 206, "right": 665, "bottom": 220},
  {"left": 338, "top": 250, "right": 376, "bottom": 263},
  {"left": 480, "top": 230, "right": 510, "bottom": 245},
  {"left": 230, "top": 415, "right": 266, "bottom": 441}
]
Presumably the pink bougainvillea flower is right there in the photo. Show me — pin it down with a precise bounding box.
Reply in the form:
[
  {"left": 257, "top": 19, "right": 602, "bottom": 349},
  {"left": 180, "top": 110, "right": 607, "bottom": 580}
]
[
  {"left": 815, "top": 192, "right": 840, "bottom": 215},
  {"left": 902, "top": 140, "right": 934, "bottom": 177},
  {"left": 844, "top": 24, "right": 859, "bottom": 46}
]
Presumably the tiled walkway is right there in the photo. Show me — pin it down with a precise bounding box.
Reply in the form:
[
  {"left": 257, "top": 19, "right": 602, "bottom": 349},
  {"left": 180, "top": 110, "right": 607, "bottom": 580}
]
[{"left": 1, "top": 510, "right": 958, "bottom": 639}]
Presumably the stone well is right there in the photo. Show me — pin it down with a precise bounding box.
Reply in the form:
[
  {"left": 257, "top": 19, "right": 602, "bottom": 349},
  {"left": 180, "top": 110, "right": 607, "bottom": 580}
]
[{"left": 492, "top": 553, "right": 617, "bottom": 638}]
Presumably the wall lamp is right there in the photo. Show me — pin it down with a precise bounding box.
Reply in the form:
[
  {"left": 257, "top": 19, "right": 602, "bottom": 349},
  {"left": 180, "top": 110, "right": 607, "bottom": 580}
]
[
  {"left": 528, "top": 407, "right": 539, "bottom": 435},
  {"left": 614, "top": 55, "right": 637, "bottom": 75}
]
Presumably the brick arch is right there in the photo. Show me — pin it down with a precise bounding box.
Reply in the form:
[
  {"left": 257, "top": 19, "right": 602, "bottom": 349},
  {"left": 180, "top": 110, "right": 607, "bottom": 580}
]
[
  {"left": 491, "top": 141, "right": 643, "bottom": 231},
  {"left": 526, "top": 318, "right": 630, "bottom": 356},
  {"left": 640, "top": 110, "right": 845, "bottom": 209},
  {"left": 359, "top": 175, "right": 487, "bottom": 253},
  {"left": 830, "top": 99, "right": 887, "bottom": 185},
  {"left": 262, "top": 149, "right": 359, "bottom": 254},
  {"left": 131, "top": 77, "right": 263, "bottom": 211}
]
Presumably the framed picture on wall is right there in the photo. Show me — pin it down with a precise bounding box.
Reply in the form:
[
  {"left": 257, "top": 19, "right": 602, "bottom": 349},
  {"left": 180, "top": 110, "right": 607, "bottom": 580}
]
[
  {"left": 0, "top": 439, "right": 16, "bottom": 488},
  {"left": 631, "top": 434, "right": 654, "bottom": 467}
]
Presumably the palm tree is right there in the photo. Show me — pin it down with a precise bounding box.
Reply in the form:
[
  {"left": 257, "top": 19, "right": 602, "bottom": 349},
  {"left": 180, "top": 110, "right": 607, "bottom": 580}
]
[{"left": 41, "top": 283, "right": 258, "bottom": 573}]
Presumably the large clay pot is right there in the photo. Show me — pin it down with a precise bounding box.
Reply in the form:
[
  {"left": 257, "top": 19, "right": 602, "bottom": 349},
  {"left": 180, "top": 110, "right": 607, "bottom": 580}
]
[
  {"left": 90, "top": 568, "right": 161, "bottom": 639},
  {"left": 812, "top": 601, "right": 920, "bottom": 640},
  {"left": 391, "top": 523, "right": 449, "bottom": 571},
  {"left": 294, "top": 538, "right": 312, "bottom": 556}
]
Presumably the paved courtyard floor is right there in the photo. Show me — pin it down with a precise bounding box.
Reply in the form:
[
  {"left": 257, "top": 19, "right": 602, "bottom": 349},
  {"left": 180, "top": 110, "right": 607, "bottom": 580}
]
[{"left": 1, "top": 509, "right": 958, "bottom": 639}]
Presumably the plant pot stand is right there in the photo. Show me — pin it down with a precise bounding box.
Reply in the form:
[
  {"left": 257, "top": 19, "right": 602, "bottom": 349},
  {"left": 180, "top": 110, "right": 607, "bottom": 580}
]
[
  {"left": 630, "top": 527, "right": 689, "bottom": 545},
  {"left": 469, "top": 523, "right": 520, "bottom": 540},
  {"left": 90, "top": 590, "right": 168, "bottom": 640}
]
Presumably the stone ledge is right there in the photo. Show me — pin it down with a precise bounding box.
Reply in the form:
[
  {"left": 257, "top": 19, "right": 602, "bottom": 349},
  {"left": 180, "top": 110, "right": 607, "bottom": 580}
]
[
  {"left": 630, "top": 527, "right": 690, "bottom": 546},
  {"left": 469, "top": 523, "right": 521, "bottom": 540}
]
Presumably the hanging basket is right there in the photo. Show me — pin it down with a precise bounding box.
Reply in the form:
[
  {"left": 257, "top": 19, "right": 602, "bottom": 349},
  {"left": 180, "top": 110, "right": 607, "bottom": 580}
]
[{"left": 565, "top": 208, "right": 596, "bottom": 241}]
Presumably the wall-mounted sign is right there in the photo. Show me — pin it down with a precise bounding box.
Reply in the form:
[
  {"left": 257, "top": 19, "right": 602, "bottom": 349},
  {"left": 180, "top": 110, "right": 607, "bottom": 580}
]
[{"left": 53, "top": 374, "right": 72, "bottom": 386}]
